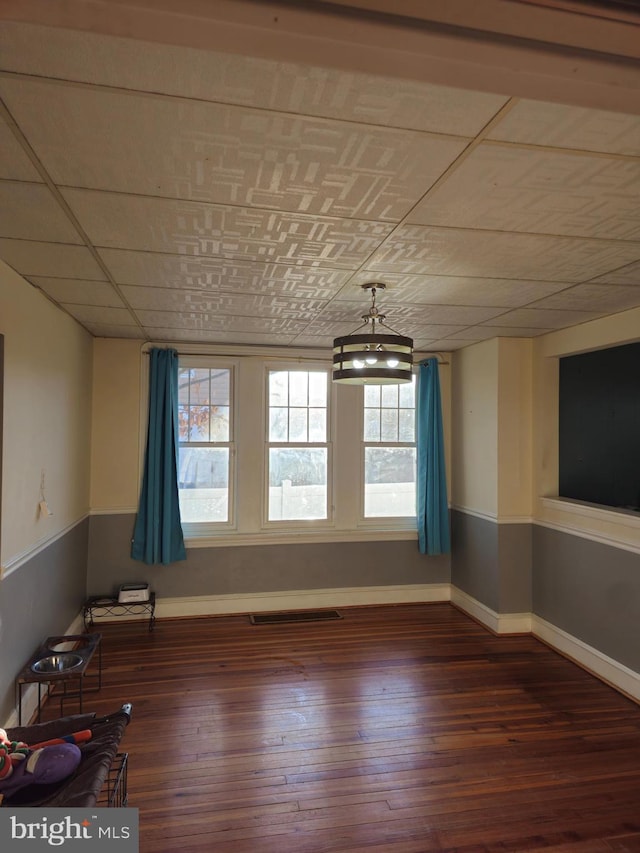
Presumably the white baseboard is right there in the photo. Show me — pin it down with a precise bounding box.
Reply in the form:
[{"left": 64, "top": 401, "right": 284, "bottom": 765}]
[
  {"left": 450, "top": 587, "right": 532, "bottom": 634},
  {"left": 532, "top": 615, "right": 640, "bottom": 703},
  {"left": 156, "top": 583, "right": 450, "bottom": 619},
  {"left": 450, "top": 588, "right": 640, "bottom": 702}
]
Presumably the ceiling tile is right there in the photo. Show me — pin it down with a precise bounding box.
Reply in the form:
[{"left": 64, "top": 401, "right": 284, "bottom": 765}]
[
  {"left": 133, "top": 309, "right": 311, "bottom": 335},
  {"left": 62, "top": 189, "right": 394, "bottom": 268},
  {"left": 307, "top": 317, "right": 466, "bottom": 339},
  {"left": 1, "top": 77, "right": 467, "bottom": 220},
  {"left": 411, "top": 325, "right": 470, "bottom": 344},
  {"left": 61, "top": 304, "right": 138, "bottom": 325},
  {"left": 98, "top": 249, "right": 350, "bottom": 297},
  {"left": 81, "top": 323, "right": 145, "bottom": 339},
  {"left": 408, "top": 144, "right": 640, "bottom": 240},
  {"left": 120, "top": 285, "right": 327, "bottom": 319},
  {"left": 0, "top": 119, "right": 43, "bottom": 181},
  {"left": 142, "top": 327, "right": 299, "bottom": 345},
  {"left": 291, "top": 321, "right": 367, "bottom": 346},
  {"left": 0, "top": 21, "right": 508, "bottom": 135},
  {"left": 290, "top": 333, "right": 342, "bottom": 347},
  {"left": 0, "top": 238, "right": 107, "bottom": 279},
  {"left": 418, "top": 339, "right": 471, "bottom": 350},
  {"left": 346, "top": 272, "right": 572, "bottom": 306},
  {"left": 589, "top": 260, "right": 640, "bottom": 286},
  {"left": 528, "top": 283, "right": 640, "bottom": 313},
  {"left": 487, "top": 100, "right": 640, "bottom": 156},
  {"left": 453, "top": 326, "right": 551, "bottom": 340},
  {"left": 317, "top": 300, "right": 503, "bottom": 326},
  {"left": 368, "top": 225, "right": 640, "bottom": 282},
  {"left": 29, "top": 277, "right": 125, "bottom": 307},
  {"left": 481, "top": 307, "right": 601, "bottom": 329},
  {"left": 0, "top": 182, "right": 83, "bottom": 242}
]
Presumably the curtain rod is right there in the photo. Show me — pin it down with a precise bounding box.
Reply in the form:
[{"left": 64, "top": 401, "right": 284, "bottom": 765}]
[{"left": 141, "top": 341, "right": 450, "bottom": 365}]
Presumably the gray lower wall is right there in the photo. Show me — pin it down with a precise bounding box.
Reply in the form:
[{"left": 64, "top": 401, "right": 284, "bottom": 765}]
[
  {"left": 450, "top": 510, "right": 532, "bottom": 614},
  {"left": 0, "top": 518, "right": 89, "bottom": 723},
  {"left": 498, "top": 522, "right": 533, "bottom": 614},
  {"left": 451, "top": 511, "right": 640, "bottom": 674},
  {"left": 87, "top": 513, "right": 451, "bottom": 599},
  {"left": 533, "top": 525, "right": 640, "bottom": 674}
]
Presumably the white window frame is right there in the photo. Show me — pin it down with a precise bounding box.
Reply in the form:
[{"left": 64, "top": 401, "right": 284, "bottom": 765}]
[
  {"left": 359, "top": 372, "right": 418, "bottom": 529},
  {"left": 177, "top": 355, "right": 238, "bottom": 538},
  {"left": 139, "top": 346, "right": 431, "bottom": 547},
  {"left": 262, "top": 362, "right": 334, "bottom": 530}
]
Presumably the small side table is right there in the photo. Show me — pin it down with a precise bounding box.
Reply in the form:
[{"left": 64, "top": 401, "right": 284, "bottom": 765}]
[
  {"left": 83, "top": 593, "right": 156, "bottom": 632},
  {"left": 16, "top": 633, "right": 102, "bottom": 725}
]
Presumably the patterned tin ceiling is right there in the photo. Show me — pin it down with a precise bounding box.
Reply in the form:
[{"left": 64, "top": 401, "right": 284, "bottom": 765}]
[{"left": 1, "top": 7, "right": 639, "bottom": 352}]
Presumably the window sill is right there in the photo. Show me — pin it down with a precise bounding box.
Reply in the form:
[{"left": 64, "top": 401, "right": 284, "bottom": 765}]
[
  {"left": 184, "top": 527, "right": 418, "bottom": 549},
  {"left": 538, "top": 496, "right": 640, "bottom": 553}
]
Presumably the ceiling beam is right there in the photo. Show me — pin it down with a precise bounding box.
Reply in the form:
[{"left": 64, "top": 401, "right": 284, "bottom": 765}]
[{"left": 1, "top": 0, "right": 639, "bottom": 113}]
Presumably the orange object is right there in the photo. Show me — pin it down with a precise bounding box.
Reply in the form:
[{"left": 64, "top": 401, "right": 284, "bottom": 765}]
[{"left": 29, "top": 729, "right": 92, "bottom": 750}]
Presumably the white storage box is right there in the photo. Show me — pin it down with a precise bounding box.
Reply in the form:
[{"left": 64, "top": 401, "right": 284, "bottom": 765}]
[{"left": 118, "top": 583, "right": 150, "bottom": 603}]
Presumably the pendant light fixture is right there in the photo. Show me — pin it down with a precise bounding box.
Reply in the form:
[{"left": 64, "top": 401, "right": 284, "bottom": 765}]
[{"left": 332, "top": 283, "right": 413, "bottom": 384}]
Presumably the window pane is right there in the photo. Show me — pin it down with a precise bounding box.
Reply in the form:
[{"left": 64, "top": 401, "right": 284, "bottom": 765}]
[
  {"left": 269, "top": 371, "right": 289, "bottom": 406},
  {"left": 178, "top": 363, "right": 233, "bottom": 528},
  {"left": 308, "top": 408, "right": 326, "bottom": 442},
  {"left": 189, "top": 369, "right": 211, "bottom": 403},
  {"left": 289, "top": 372, "right": 309, "bottom": 407},
  {"left": 381, "top": 385, "right": 399, "bottom": 408},
  {"left": 210, "top": 369, "right": 230, "bottom": 406},
  {"left": 380, "top": 408, "right": 398, "bottom": 442},
  {"left": 289, "top": 408, "right": 308, "bottom": 442},
  {"left": 189, "top": 405, "right": 210, "bottom": 441},
  {"left": 211, "top": 405, "right": 230, "bottom": 442},
  {"left": 364, "top": 447, "right": 416, "bottom": 517},
  {"left": 398, "top": 409, "right": 415, "bottom": 442},
  {"left": 364, "top": 385, "right": 380, "bottom": 407},
  {"left": 268, "top": 448, "right": 327, "bottom": 520},
  {"left": 399, "top": 378, "right": 415, "bottom": 407},
  {"left": 178, "top": 447, "right": 229, "bottom": 522},
  {"left": 308, "top": 372, "right": 327, "bottom": 407},
  {"left": 178, "top": 404, "right": 189, "bottom": 440},
  {"left": 269, "top": 407, "right": 288, "bottom": 442},
  {"left": 364, "top": 408, "right": 380, "bottom": 442},
  {"left": 178, "top": 369, "right": 191, "bottom": 404}
]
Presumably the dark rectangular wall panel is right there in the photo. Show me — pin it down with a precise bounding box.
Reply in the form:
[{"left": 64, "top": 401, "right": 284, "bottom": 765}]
[{"left": 559, "top": 342, "right": 640, "bottom": 510}]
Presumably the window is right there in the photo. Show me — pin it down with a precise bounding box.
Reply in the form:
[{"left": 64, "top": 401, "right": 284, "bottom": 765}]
[
  {"left": 363, "top": 376, "right": 416, "bottom": 518},
  {"left": 165, "top": 352, "right": 428, "bottom": 545},
  {"left": 267, "top": 369, "right": 329, "bottom": 522},
  {"left": 177, "top": 362, "right": 234, "bottom": 526}
]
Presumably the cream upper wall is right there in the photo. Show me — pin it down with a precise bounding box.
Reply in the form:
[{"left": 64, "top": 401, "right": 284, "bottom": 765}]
[
  {"left": 497, "top": 338, "right": 533, "bottom": 520},
  {"left": 451, "top": 339, "right": 499, "bottom": 517},
  {"left": 0, "top": 260, "right": 93, "bottom": 571},
  {"left": 452, "top": 337, "right": 533, "bottom": 520},
  {"left": 90, "top": 338, "right": 142, "bottom": 512}
]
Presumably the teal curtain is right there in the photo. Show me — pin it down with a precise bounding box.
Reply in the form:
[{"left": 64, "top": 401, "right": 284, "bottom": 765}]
[
  {"left": 131, "top": 348, "right": 186, "bottom": 565},
  {"left": 417, "top": 358, "right": 450, "bottom": 555}
]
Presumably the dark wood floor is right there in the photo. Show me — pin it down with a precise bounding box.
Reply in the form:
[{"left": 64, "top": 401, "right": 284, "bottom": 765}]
[{"left": 41, "top": 603, "right": 640, "bottom": 852}]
